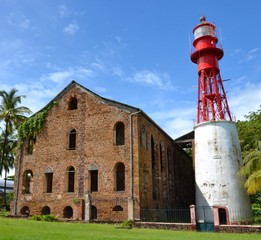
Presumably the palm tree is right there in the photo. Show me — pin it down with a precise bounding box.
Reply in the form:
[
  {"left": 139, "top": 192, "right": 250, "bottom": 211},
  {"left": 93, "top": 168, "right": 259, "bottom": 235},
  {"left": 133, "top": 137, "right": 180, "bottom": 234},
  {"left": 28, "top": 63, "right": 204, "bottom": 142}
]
[
  {"left": 0, "top": 133, "right": 16, "bottom": 209},
  {"left": 0, "top": 89, "right": 31, "bottom": 209},
  {"left": 0, "top": 88, "right": 31, "bottom": 174},
  {"left": 238, "top": 150, "right": 261, "bottom": 195},
  {"left": 237, "top": 107, "right": 261, "bottom": 195}
]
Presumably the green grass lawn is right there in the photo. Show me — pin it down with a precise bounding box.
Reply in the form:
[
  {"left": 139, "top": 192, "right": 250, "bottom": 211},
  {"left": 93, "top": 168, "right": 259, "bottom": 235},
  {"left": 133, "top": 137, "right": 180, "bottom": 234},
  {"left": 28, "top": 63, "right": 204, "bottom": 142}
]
[{"left": 0, "top": 217, "right": 260, "bottom": 240}]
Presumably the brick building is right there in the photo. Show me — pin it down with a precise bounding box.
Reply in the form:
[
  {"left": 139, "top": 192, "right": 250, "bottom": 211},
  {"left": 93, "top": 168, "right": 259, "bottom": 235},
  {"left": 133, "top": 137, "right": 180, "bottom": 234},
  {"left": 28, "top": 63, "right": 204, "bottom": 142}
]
[{"left": 12, "top": 81, "right": 195, "bottom": 221}]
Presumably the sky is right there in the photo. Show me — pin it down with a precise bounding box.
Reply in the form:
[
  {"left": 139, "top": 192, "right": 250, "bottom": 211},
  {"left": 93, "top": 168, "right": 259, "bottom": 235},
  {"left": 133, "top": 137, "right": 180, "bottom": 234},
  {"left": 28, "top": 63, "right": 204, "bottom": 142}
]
[{"left": 0, "top": 0, "right": 261, "bottom": 141}]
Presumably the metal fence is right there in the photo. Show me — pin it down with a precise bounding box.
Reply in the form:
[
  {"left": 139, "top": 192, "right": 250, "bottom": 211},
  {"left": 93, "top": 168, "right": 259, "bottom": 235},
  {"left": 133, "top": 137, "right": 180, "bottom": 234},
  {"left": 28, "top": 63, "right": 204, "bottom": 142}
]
[
  {"left": 140, "top": 208, "right": 191, "bottom": 223},
  {"left": 228, "top": 208, "right": 253, "bottom": 224}
]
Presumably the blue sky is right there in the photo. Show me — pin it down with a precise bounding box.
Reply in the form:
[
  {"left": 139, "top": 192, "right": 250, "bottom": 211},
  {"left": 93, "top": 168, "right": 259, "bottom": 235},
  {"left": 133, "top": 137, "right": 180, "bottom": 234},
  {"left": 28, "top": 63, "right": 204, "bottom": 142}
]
[{"left": 0, "top": 0, "right": 261, "bottom": 139}]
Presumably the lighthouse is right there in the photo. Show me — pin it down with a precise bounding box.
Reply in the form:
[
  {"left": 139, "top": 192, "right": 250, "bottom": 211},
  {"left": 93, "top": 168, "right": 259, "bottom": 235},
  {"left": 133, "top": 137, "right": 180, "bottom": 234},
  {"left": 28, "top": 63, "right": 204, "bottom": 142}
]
[{"left": 191, "top": 17, "right": 252, "bottom": 226}]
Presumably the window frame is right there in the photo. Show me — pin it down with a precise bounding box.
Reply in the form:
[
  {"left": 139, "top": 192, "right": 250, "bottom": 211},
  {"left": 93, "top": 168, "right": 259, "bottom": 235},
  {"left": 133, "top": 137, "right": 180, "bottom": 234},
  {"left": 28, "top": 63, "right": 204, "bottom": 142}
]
[
  {"left": 114, "top": 122, "right": 125, "bottom": 146},
  {"left": 68, "top": 129, "right": 77, "bottom": 150},
  {"left": 115, "top": 162, "right": 125, "bottom": 191}
]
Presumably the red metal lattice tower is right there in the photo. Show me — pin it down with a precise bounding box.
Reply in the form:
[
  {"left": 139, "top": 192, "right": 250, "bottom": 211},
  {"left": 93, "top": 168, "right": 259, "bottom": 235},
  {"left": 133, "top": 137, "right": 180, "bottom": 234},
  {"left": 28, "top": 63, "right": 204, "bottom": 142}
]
[{"left": 191, "top": 17, "right": 232, "bottom": 124}]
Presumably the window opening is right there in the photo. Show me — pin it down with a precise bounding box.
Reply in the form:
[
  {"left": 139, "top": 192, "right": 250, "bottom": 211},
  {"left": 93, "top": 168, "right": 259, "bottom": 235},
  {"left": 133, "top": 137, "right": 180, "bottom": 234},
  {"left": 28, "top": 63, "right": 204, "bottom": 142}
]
[
  {"left": 115, "top": 122, "right": 125, "bottom": 145},
  {"left": 68, "top": 129, "right": 76, "bottom": 150},
  {"left": 41, "top": 206, "right": 51, "bottom": 215},
  {"left": 63, "top": 206, "right": 73, "bottom": 218},
  {"left": 22, "top": 170, "right": 33, "bottom": 194},
  {"left": 45, "top": 172, "right": 53, "bottom": 193},
  {"left": 67, "top": 166, "right": 75, "bottom": 192},
  {"left": 90, "top": 170, "right": 98, "bottom": 192},
  {"left": 160, "top": 142, "right": 163, "bottom": 172},
  {"left": 68, "top": 97, "right": 77, "bottom": 110},
  {"left": 151, "top": 136, "right": 158, "bottom": 200},
  {"left": 113, "top": 205, "right": 123, "bottom": 211},
  {"left": 167, "top": 147, "right": 172, "bottom": 193},
  {"left": 91, "top": 205, "right": 97, "bottom": 220},
  {"left": 25, "top": 137, "right": 35, "bottom": 154},
  {"left": 140, "top": 127, "right": 146, "bottom": 148},
  {"left": 115, "top": 163, "right": 125, "bottom": 191},
  {"left": 20, "top": 206, "right": 30, "bottom": 216}
]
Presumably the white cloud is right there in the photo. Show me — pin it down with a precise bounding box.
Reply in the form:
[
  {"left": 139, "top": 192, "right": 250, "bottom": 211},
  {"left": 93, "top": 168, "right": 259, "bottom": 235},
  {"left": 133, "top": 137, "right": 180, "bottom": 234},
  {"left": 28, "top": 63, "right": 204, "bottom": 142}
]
[
  {"left": 40, "top": 67, "right": 93, "bottom": 83},
  {"left": 151, "top": 107, "right": 196, "bottom": 138},
  {"left": 239, "top": 48, "right": 261, "bottom": 63},
  {"left": 64, "top": 21, "right": 79, "bottom": 35},
  {"left": 127, "top": 70, "right": 175, "bottom": 90},
  {"left": 150, "top": 81, "right": 261, "bottom": 139},
  {"left": 228, "top": 81, "right": 261, "bottom": 121},
  {"left": 44, "top": 70, "right": 74, "bottom": 83},
  {"left": 7, "top": 14, "right": 31, "bottom": 30},
  {"left": 94, "top": 87, "right": 107, "bottom": 93},
  {"left": 58, "top": 4, "right": 70, "bottom": 17},
  {"left": 164, "top": 118, "right": 194, "bottom": 139},
  {"left": 0, "top": 82, "right": 60, "bottom": 115}
]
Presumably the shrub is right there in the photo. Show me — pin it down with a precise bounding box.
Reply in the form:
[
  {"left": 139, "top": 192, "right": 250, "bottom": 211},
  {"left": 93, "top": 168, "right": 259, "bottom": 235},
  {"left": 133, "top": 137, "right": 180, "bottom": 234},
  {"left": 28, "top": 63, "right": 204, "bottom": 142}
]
[
  {"left": 31, "top": 215, "right": 42, "bottom": 221},
  {"left": 32, "top": 214, "right": 58, "bottom": 222},
  {"left": 119, "top": 219, "right": 133, "bottom": 229}
]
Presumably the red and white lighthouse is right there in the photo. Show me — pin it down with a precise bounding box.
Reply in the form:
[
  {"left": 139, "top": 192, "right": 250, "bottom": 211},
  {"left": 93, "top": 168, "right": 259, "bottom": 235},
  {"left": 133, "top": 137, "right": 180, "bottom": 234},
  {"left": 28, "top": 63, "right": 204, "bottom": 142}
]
[
  {"left": 191, "top": 16, "right": 232, "bottom": 124},
  {"left": 191, "top": 17, "right": 252, "bottom": 226}
]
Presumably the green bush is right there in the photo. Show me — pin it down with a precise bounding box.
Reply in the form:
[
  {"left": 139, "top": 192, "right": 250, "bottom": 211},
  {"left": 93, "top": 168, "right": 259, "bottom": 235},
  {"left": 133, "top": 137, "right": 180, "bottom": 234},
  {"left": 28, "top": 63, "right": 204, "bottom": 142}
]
[
  {"left": 252, "top": 203, "right": 261, "bottom": 216},
  {"left": 32, "top": 214, "right": 58, "bottom": 222},
  {"left": 119, "top": 219, "right": 133, "bottom": 229},
  {"left": 31, "top": 215, "right": 42, "bottom": 221}
]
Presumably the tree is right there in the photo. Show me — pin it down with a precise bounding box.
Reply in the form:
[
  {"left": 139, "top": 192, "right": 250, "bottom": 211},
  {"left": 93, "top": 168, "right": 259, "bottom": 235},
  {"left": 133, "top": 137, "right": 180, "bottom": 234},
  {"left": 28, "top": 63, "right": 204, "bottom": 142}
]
[
  {"left": 238, "top": 151, "right": 261, "bottom": 195},
  {"left": 0, "top": 88, "right": 31, "bottom": 173},
  {"left": 237, "top": 106, "right": 261, "bottom": 195},
  {"left": 0, "top": 133, "right": 16, "bottom": 209},
  {"left": 0, "top": 88, "right": 31, "bottom": 209}
]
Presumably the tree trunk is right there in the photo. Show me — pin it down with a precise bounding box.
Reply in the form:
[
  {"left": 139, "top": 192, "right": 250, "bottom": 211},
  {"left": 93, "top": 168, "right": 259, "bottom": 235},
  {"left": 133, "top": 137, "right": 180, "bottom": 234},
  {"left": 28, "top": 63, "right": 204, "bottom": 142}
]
[
  {"left": 3, "top": 170, "right": 8, "bottom": 211},
  {"left": 0, "top": 122, "right": 8, "bottom": 174},
  {"left": 1, "top": 121, "right": 10, "bottom": 211}
]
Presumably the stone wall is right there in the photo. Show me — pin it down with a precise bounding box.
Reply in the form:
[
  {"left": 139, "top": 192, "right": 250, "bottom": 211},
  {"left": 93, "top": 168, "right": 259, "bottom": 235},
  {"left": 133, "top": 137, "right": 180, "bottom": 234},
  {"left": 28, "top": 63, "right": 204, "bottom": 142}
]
[
  {"left": 217, "top": 225, "right": 261, "bottom": 233},
  {"left": 134, "top": 222, "right": 194, "bottom": 231}
]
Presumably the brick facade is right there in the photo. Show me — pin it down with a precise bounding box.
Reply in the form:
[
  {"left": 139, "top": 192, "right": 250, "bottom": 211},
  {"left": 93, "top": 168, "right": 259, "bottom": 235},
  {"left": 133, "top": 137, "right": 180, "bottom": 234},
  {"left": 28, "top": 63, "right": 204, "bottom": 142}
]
[{"left": 12, "top": 81, "right": 195, "bottom": 221}]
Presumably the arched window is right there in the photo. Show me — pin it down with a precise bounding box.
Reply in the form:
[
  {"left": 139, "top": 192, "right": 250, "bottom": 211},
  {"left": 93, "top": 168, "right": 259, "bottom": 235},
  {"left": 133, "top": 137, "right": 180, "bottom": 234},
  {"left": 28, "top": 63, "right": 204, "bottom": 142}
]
[
  {"left": 115, "top": 122, "right": 125, "bottom": 145},
  {"left": 167, "top": 146, "right": 172, "bottom": 192},
  {"left": 25, "top": 137, "right": 35, "bottom": 155},
  {"left": 140, "top": 126, "right": 146, "bottom": 148},
  {"left": 68, "top": 129, "right": 76, "bottom": 150},
  {"left": 41, "top": 206, "right": 51, "bottom": 215},
  {"left": 20, "top": 206, "right": 30, "bottom": 216},
  {"left": 22, "top": 170, "right": 33, "bottom": 194},
  {"left": 66, "top": 166, "right": 75, "bottom": 192},
  {"left": 63, "top": 206, "right": 73, "bottom": 218},
  {"left": 160, "top": 142, "right": 163, "bottom": 172},
  {"left": 91, "top": 205, "right": 97, "bottom": 220},
  {"left": 151, "top": 136, "right": 158, "bottom": 200},
  {"left": 68, "top": 97, "right": 77, "bottom": 110},
  {"left": 113, "top": 205, "right": 123, "bottom": 211},
  {"left": 115, "top": 162, "right": 125, "bottom": 191}
]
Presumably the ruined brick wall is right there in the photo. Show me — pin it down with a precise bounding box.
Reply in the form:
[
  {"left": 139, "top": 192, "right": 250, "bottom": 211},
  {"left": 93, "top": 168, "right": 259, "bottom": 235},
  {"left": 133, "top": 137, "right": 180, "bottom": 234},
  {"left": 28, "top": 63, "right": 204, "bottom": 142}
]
[
  {"left": 12, "top": 82, "right": 195, "bottom": 222},
  {"left": 135, "top": 114, "right": 195, "bottom": 215},
  {"left": 14, "top": 84, "right": 132, "bottom": 220}
]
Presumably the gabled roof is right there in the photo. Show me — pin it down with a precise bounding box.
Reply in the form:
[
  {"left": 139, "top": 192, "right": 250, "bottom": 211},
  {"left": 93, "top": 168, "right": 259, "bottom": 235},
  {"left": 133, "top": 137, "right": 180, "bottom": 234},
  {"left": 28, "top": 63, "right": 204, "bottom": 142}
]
[
  {"left": 175, "top": 131, "right": 194, "bottom": 148},
  {"left": 50, "top": 80, "right": 140, "bottom": 113},
  {"left": 31, "top": 80, "right": 180, "bottom": 144}
]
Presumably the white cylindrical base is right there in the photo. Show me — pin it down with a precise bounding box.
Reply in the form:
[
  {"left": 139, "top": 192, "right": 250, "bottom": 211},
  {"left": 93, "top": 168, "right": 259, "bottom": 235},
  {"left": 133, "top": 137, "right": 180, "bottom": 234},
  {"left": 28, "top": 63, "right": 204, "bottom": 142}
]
[{"left": 194, "top": 121, "right": 252, "bottom": 224}]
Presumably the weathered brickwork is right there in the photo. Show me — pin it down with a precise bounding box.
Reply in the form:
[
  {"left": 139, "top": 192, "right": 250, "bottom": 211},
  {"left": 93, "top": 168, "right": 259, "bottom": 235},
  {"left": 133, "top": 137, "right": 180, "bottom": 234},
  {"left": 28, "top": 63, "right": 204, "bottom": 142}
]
[{"left": 12, "top": 81, "right": 195, "bottom": 221}]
